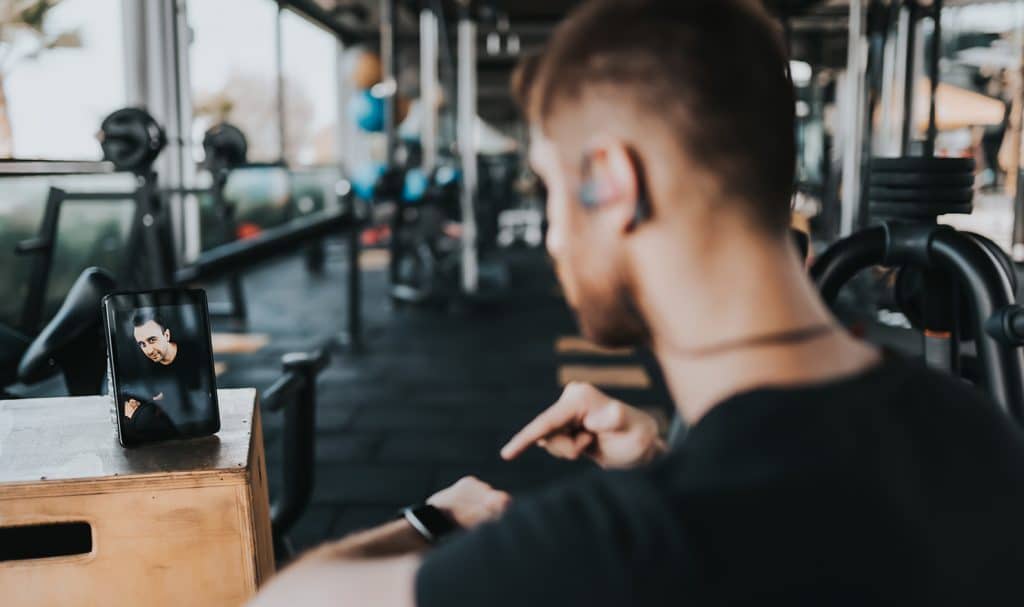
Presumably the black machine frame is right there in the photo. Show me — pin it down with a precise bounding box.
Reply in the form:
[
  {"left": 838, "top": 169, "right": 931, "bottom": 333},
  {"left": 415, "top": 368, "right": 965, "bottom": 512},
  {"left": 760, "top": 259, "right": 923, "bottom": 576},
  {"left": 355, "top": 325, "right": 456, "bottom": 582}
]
[{"left": 813, "top": 222, "right": 1024, "bottom": 422}]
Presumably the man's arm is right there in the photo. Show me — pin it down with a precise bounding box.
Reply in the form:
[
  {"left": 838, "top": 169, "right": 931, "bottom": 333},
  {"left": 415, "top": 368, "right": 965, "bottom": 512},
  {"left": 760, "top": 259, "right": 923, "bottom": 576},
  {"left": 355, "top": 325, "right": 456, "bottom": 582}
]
[
  {"left": 248, "top": 476, "right": 510, "bottom": 607},
  {"left": 294, "top": 519, "right": 428, "bottom": 562},
  {"left": 247, "top": 552, "right": 421, "bottom": 607}
]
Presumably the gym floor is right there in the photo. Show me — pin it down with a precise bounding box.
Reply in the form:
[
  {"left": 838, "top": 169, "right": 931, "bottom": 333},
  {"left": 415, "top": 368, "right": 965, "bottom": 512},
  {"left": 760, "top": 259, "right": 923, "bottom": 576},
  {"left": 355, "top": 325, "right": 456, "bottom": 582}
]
[{"left": 209, "top": 240, "right": 673, "bottom": 553}]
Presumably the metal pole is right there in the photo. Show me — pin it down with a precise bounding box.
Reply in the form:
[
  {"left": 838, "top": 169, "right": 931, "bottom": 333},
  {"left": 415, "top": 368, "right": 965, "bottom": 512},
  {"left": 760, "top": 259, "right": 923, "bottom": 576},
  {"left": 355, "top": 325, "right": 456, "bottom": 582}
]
[
  {"left": 275, "top": 1, "right": 286, "bottom": 163},
  {"left": 420, "top": 9, "right": 440, "bottom": 173},
  {"left": 840, "top": 0, "right": 868, "bottom": 236},
  {"left": 381, "top": 0, "right": 398, "bottom": 165},
  {"left": 458, "top": 4, "right": 479, "bottom": 293},
  {"left": 1007, "top": 2, "right": 1024, "bottom": 258},
  {"left": 346, "top": 227, "right": 363, "bottom": 351},
  {"left": 1011, "top": 4, "right": 1024, "bottom": 258},
  {"left": 901, "top": 1, "right": 918, "bottom": 155},
  {"left": 925, "top": 0, "right": 942, "bottom": 155}
]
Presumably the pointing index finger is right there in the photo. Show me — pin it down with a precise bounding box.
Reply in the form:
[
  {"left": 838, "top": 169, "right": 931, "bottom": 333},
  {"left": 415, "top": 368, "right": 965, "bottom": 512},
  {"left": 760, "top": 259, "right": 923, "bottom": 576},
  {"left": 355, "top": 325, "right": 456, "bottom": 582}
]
[{"left": 501, "top": 398, "right": 581, "bottom": 460}]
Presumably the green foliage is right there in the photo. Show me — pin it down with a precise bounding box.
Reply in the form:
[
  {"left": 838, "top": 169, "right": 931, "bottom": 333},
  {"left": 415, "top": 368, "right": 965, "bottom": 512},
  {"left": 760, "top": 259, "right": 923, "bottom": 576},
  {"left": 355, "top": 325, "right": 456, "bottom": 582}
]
[{"left": 18, "top": 0, "right": 60, "bottom": 33}]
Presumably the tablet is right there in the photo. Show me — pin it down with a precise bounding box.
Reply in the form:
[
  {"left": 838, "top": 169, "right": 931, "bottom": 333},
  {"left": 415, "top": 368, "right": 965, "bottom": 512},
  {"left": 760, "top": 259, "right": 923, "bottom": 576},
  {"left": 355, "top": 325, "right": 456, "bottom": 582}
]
[{"left": 102, "top": 289, "right": 220, "bottom": 447}]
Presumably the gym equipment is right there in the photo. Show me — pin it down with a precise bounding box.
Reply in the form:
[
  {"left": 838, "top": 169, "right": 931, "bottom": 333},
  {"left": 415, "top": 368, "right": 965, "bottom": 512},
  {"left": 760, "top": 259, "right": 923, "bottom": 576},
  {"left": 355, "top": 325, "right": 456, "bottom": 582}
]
[
  {"left": 261, "top": 346, "right": 332, "bottom": 561},
  {"left": 351, "top": 162, "right": 387, "bottom": 201},
  {"left": 15, "top": 176, "right": 170, "bottom": 328},
  {"left": 0, "top": 390, "right": 273, "bottom": 606},
  {"left": 16, "top": 110, "right": 366, "bottom": 350},
  {"left": 202, "top": 122, "right": 248, "bottom": 174},
  {"left": 812, "top": 156, "right": 1024, "bottom": 421},
  {"left": 349, "top": 89, "right": 386, "bottom": 133},
  {"left": 168, "top": 122, "right": 255, "bottom": 325},
  {"left": 98, "top": 107, "right": 167, "bottom": 174},
  {"left": 0, "top": 267, "right": 116, "bottom": 399},
  {"left": 387, "top": 164, "right": 463, "bottom": 303},
  {"left": 350, "top": 48, "right": 383, "bottom": 89}
]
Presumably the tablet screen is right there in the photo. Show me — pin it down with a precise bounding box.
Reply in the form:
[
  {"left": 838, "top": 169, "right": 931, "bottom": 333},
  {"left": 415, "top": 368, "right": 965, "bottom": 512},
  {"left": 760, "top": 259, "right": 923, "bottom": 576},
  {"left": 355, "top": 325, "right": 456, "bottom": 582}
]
[{"left": 103, "top": 289, "right": 220, "bottom": 446}]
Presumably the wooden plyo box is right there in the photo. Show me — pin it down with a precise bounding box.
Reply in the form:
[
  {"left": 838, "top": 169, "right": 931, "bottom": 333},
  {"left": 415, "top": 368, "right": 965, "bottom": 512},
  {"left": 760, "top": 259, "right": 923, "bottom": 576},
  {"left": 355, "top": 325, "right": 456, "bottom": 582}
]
[{"left": 0, "top": 389, "right": 274, "bottom": 607}]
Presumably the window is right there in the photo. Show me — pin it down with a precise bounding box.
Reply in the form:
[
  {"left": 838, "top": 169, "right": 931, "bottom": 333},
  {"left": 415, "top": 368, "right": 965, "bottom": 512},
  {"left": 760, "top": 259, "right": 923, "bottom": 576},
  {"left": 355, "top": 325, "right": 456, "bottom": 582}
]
[
  {"left": 1, "top": 0, "right": 126, "bottom": 159},
  {"left": 187, "top": 0, "right": 281, "bottom": 163},
  {"left": 0, "top": 173, "right": 135, "bottom": 329},
  {"left": 281, "top": 9, "right": 339, "bottom": 167}
]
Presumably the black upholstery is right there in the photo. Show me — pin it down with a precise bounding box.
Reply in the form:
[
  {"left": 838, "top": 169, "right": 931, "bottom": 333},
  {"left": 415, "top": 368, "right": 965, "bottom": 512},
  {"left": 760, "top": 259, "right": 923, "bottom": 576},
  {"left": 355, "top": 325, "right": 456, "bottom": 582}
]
[{"left": 18, "top": 267, "right": 116, "bottom": 385}]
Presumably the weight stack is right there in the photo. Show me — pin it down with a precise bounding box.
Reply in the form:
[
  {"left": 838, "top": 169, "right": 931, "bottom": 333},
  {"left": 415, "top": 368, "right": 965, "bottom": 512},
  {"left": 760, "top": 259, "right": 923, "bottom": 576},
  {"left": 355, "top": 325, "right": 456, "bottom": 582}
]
[{"left": 868, "top": 157, "right": 975, "bottom": 222}]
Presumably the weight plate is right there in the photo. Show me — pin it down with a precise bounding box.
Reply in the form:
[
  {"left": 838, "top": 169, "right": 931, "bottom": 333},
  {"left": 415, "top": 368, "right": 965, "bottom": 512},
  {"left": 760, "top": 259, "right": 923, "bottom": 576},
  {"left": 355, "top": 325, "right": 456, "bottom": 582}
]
[
  {"left": 870, "top": 172, "right": 975, "bottom": 188},
  {"left": 203, "top": 123, "right": 248, "bottom": 172},
  {"left": 99, "top": 107, "right": 166, "bottom": 173},
  {"left": 870, "top": 157, "right": 975, "bottom": 174},
  {"left": 868, "top": 187, "right": 973, "bottom": 203},
  {"left": 870, "top": 201, "right": 973, "bottom": 217}
]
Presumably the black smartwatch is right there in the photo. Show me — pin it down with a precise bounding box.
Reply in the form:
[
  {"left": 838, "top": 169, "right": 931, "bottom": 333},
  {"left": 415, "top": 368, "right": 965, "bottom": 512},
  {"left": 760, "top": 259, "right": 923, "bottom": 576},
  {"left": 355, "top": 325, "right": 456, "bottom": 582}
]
[{"left": 401, "top": 504, "right": 459, "bottom": 543}]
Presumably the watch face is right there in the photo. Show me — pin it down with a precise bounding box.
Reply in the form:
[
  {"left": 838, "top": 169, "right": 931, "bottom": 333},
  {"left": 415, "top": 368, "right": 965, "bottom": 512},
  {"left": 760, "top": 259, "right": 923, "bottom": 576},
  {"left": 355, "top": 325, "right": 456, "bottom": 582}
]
[{"left": 407, "top": 505, "right": 458, "bottom": 542}]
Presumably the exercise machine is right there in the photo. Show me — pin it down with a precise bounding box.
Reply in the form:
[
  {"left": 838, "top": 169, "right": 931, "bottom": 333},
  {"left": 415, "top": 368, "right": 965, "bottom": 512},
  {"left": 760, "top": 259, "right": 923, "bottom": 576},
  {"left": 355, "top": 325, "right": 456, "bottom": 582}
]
[
  {"left": 812, "top": 157, "right": 1024, "bottom": 421},
  {"left": 15, "top": 108, "right": 366, "bottom": 349},
  {"left": 0, "top": 267, "right": 116, "bottom": 399}
]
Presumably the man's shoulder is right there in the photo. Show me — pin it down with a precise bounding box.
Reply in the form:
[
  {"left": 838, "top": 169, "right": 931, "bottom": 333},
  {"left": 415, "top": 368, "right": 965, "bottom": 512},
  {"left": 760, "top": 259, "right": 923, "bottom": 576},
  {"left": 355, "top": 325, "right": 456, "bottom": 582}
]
[{"left": 875, "top": 354, "right": 1005, "bottom": 415}]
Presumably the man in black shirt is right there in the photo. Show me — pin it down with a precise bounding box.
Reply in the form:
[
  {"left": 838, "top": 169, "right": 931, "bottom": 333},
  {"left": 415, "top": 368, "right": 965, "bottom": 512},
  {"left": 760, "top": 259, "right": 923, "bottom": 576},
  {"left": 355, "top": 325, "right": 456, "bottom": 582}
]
[
  {"left": 123, "top": 310, "right": 201, "bottom": 440},
  {"left": 249, "top": 1, "right": 1024, "bottom": 605}
]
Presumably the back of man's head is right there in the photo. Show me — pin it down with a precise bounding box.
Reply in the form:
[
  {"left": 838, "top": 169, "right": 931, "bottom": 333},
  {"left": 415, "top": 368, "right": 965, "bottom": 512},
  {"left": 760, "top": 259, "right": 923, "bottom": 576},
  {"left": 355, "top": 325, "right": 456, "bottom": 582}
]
[{"left": 522, "top": 0, "right": 796, "bottom": 236}]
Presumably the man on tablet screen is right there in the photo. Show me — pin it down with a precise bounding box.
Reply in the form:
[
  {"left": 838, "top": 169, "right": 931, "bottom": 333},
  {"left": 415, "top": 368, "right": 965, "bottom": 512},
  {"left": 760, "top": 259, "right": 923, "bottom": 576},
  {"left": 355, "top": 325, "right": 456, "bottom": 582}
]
[{"left": 123, "top": 309, "right": 200, "bottom": 439}]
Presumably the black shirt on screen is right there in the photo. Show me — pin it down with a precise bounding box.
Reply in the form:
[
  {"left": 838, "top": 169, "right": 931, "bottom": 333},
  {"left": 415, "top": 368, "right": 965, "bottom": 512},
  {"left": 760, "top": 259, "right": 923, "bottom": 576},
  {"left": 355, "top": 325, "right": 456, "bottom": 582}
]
[
  {"left": 124, "top": 339, "right": 203, "bottom": 439},
  {"left": 416, "top": 356, "right": 1024, "bottom": 606}
]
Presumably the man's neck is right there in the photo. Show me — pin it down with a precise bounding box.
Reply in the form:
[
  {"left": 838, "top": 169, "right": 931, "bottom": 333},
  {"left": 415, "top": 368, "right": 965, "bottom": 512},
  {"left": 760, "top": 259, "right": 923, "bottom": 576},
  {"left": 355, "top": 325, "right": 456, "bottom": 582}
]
[
  {"left": 634, "top": 228, "right": 879, "bottom": 425},
  {"left": 161, "top": 342, "right": 179, "bottom": 366}
]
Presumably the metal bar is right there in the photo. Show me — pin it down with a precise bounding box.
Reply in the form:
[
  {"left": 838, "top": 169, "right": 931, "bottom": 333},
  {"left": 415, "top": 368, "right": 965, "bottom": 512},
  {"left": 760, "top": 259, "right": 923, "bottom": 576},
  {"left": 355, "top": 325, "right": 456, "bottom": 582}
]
[
  {"left": 18, "top": 188, "right": 63, "bottom": 333},
  {"left": 52, "top": 191, "right": 136, "bottom": 202},
  {"left": 276, "top": 1, "right": 287, "bottom": 163},
  {"left": 840, "top": 0, "right": 868, "bottom": 237},
  {"left": 262, "top": 373, "right": 304, "bottom": 412},
  {"left": 900, "top": 1, "right": 918, "bottom": 155},
  {"left": 1011, "top": 5, "right": 1024, "bottom": 257},
  {"left": 335, "top": 39, "right": 349, "bottom": 171},
  {"left": 266, "top": 347, "right": 329, "bottom": 549},
  {"left": 0, "top": 161, "right": 115, "bottom": 176},
  {"left": 345, "top": 228, "right": 363, "bottom": 351},
  {"left": 278, "top": 0, "right": 361, "bottom": 43},
  {"left": 458, "top": 6, "right": 479, "bottom": 293},
  {"left": 931, "top": 231, "right": 1024, "bottom": 420},
  {"left": 381, "top": 0, "right": 399, "bottom": 165},
  {"left": 811, "top": 225, "right": 888, "bottom": 302},
  {"left": 421, "top": 9, "right": 440, "bottom": 173},
  {"left": 174, "top": 209, "right": 356, "bottom": 284},
  {"left": 925, "top": 0, "right": 942, "bottom": 155},
  {"left": 269, "top": 369, "right": 313, "bottom": 532}
]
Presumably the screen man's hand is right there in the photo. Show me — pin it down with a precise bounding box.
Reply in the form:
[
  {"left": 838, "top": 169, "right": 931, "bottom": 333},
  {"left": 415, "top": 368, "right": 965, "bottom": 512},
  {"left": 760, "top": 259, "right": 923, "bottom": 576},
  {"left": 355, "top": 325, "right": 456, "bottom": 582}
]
[
  {"left": 501, "top": 382, "right": 666, "bottom": 469},
  {"left": 125, "top": 398, "right": 141, "bottom": 419}
]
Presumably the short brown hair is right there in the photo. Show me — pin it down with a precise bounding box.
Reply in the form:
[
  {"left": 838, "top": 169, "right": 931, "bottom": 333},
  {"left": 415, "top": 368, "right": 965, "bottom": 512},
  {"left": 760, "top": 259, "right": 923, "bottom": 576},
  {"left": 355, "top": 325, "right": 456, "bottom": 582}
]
[
  {"left": 524, "top": 0, "right": 795, "bottom": 234},
  {"left": 511, "top": 51, "right": 542, "bottom": 110}
]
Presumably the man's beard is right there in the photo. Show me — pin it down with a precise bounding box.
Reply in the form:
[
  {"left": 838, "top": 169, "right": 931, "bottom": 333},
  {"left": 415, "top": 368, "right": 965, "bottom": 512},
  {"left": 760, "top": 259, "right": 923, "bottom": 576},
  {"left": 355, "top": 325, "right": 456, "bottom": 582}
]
[{"left": 575, "top": 283, "right": 650, "bottom": 349}]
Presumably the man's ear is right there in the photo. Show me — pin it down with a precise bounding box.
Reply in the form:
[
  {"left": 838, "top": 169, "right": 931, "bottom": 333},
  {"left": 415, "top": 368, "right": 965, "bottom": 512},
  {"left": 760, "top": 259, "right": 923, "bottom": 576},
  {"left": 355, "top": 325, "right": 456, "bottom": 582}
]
[
  {"left": 164, "top": 329, "right": 171, "bottom": 341},
  {"left": 589, "top": 141, "right": 639, "bottom": 234}
]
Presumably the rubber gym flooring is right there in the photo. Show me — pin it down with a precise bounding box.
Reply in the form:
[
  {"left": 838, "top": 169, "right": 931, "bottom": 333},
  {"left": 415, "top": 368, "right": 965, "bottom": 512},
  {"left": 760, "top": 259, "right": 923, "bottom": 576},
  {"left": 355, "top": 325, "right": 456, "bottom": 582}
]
[{"left": 207, "top": 239, "right": 673, "bottom": 555}]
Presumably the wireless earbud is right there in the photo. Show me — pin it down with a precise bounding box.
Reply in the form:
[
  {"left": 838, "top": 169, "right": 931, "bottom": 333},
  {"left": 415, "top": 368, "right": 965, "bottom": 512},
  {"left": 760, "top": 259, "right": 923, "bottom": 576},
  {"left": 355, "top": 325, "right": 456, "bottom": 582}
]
[{"left": 578, "top": 179, "right": 601, "bottom": 208}]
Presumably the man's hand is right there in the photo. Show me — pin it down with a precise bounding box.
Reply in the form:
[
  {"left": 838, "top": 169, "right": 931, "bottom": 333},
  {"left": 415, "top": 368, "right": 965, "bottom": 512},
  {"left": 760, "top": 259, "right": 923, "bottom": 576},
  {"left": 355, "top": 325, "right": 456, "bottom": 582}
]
[
  {"left": 427, "top": 476, "right": 511, "bottom": 529},
  {"left": 124, "top": 399, "right": 140, "bottom": 419},
  {"left": 501, "top": 382, "right": 666, "bottom": 469}
]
